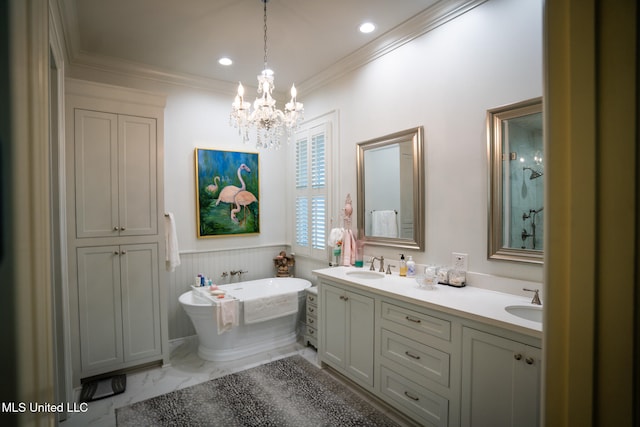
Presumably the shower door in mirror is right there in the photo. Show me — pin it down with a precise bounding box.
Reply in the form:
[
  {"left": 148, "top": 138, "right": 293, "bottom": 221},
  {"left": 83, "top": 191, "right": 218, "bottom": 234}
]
[{"left": 488, "top": 98, "right": 543, "bottom": 264}]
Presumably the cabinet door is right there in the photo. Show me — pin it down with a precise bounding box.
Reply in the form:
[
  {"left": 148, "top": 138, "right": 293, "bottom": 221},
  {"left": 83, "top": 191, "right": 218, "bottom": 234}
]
[
  {"left": 461, "top": 327, "right": 541, "bottom": 427},
  {"left": 320, "top": 284, "right": 347, "bottom": 367},
  {"left": 74, "top": 109, "right": 119, "bottom": 238},
  {"left": 120, "top": 243, "right": 161, "bottom": 361},
  {"left": 77, "top": 246, "right": 123, "bottom": 373},
  {"left": 118, "top": 115, "right": 157, "bottom": 236},
  {"left": 346, "top": 291, "right": 374, "bottom": 386}
]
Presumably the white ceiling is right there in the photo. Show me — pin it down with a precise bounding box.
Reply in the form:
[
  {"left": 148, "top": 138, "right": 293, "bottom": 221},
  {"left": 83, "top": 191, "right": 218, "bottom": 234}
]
[{"left": 56, "top": 0, "right": 480, "bottom": 92}]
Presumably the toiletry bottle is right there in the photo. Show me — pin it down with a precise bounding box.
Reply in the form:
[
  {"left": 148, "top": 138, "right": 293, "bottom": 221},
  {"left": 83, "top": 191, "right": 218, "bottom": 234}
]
[
  {"left": 399, "top": 254, "right": 407, "bottom": 277},
  {"left": 406, "top": 256, "right": 416, "bottom": 277}
]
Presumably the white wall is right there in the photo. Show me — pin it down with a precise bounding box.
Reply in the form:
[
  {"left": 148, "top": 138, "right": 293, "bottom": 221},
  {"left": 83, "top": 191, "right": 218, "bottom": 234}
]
[{"left": 301, "top": 0, "right": 544, "bottom": 284}]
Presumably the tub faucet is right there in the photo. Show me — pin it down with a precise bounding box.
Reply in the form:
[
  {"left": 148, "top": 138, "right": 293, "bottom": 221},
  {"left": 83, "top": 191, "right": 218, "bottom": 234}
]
[
  {"left": 230, "top": 270, "right": 248, "bottom": 276},
  {"left": 369, "top": 256, "right": 385, "bottom": 272}
]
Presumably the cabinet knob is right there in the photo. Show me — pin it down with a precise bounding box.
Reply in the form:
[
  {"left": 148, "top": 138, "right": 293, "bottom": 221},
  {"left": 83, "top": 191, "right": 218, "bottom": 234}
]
[
  {"left": 339, "top": 295, "right": 348, "bottom": 301},
  {"left": 113, "top": 226, "right": 119, "bottom": 231},
  {"left": 113, "top": 251, "right": 120, "bottom": 255},
  {"left": 525, "top": 357, "right": 535, "bottom": 365},
  {"left": 120, "top": 250, "right": 127, "bottom": 255},
  {"left": 514, "top": 353, "right": 523, "bottom": 361},
  {"left": 120, "top": 227, "right": 126, "bottom": 231}
]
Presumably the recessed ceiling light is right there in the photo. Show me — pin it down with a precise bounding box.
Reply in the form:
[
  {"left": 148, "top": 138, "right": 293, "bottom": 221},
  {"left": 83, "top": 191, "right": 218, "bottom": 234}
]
[
  {"left": 359, "top": 22, "right": 376, "bottom": 34},
  {"left": 218, "top": 57, "right": 233, "bottom": 66}
]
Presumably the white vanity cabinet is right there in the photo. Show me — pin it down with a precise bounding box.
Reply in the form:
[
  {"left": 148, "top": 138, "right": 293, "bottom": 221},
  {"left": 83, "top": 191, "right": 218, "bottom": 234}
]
[
  {"left": 315, "top": 270, "right": 542, "bottom": 427},
  {"left": 461, "top": 327, "right": 541, "bottom": 427},
  {"left": 77, "top": 244, "right": 161, "bottom": 375},
  {"left": 319, "top": 281, "right": 375, "bottom": 388}
]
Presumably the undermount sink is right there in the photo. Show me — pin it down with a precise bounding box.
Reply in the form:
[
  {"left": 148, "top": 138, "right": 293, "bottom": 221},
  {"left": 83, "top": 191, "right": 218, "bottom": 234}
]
[
  {"left": 345, "top": 270, "right": 385, "bottom": 280},
  {"left": 505, "top": 305, "right": 543, "bottom": 323}
]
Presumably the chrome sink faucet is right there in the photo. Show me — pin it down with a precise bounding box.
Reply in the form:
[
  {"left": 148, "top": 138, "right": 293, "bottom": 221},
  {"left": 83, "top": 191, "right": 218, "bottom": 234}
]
[
  {"left": 369, "top": 256, "right": 385, "bottom": 272},
  {"left": 523, "top": 288, "right": 542, "bottom": 305}
]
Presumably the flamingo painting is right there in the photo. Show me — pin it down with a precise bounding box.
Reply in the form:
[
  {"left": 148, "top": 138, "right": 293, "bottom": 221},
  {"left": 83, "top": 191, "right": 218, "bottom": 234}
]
[
  {"left": 195, "top": 148, "right": 259, "bottom": 237},
  {"left": 216, "top": 163, "right": 250, "bottom": 209}
]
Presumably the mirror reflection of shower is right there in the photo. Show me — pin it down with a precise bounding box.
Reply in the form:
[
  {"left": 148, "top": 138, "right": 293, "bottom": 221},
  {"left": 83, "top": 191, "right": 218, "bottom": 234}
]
[
  {"left": 507, "top": 114, "right": 544, "bottom": 251},
  {"left": 521, "top": 207, "right": 543, "bottom": 249}
]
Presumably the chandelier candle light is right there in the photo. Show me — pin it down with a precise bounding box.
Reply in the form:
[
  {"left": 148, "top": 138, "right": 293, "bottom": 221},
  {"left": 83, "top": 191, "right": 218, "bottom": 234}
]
[{"left": 230, "top": 0, "right": 304, "bottom": 150}]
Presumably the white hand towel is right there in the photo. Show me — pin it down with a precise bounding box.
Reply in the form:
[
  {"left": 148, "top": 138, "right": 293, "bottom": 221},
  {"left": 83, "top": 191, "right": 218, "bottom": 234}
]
[
  {"left": 164, "top": 212, "right": 181, "bottom": 272},
  {"left": 371, "top": 210, "right": 398, "bottom": 238},
  {"left": 216, "top": 298, "right": 239, "bottom": 335}
]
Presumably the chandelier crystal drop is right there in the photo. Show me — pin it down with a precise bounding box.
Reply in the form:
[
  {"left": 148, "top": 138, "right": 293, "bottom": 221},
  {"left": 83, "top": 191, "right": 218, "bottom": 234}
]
[{"left": 229, "top": 0, "right": 304, "bottom": 150}]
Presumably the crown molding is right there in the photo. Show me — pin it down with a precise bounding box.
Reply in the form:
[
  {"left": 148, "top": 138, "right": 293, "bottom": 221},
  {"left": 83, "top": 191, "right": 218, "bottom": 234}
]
[
  {"left": 298, "top": 0, "right": 488, "bottom": 95},
  {"left": 56, "top": 0, "right": 487, "bottom": 96}
]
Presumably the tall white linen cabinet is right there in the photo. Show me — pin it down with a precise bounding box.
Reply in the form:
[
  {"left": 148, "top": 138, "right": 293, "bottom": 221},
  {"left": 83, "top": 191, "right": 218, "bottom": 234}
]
[{"left": 65, "top": 79, "right": 169, "bottom": 385}]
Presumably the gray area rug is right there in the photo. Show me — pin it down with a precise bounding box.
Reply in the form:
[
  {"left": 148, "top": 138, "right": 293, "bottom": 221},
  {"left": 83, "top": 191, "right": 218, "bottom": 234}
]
[{"left": 116, "top": 355, "right": 400, "bottom": 426}]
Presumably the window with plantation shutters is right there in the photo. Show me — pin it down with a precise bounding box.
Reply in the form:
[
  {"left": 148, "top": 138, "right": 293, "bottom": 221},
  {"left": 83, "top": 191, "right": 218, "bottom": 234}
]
[{"left": 292, "top": 121, "right": 331, "bottom": 259}]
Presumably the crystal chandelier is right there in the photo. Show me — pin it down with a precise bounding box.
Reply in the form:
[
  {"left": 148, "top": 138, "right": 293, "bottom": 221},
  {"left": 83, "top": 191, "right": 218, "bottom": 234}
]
[{"left": 230, "top": 0, "right": 304, "bottom": 150}]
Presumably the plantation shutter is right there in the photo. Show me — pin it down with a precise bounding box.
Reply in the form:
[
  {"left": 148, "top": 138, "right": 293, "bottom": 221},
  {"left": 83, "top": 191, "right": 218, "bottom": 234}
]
[{"left": 293, "top": 124, "right": 329, "bottom": 258}]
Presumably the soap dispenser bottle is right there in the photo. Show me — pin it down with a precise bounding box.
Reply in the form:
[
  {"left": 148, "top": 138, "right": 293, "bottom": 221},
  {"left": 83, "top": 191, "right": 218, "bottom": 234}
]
[
  {"left": 399, "top": 254, "right": 407, "bottom": 277},
  {"left": 406, "top": 256, "right": 416, "bottom": 277}
]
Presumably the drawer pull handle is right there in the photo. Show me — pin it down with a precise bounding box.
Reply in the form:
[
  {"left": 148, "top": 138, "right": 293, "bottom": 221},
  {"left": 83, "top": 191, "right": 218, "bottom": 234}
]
[
  {"left": 404, "top": 391, "right": 419, "bottom": 401},
  {"left": 309, "top": 308, "right": 315, "bottom": 313},
  {"left": 405, "top": 351, "right": 421, "bottom": 360},
  {"left": 308, "top": 319, "right": 314, "bottom": 324},
  {"left": 405, "top": 316, "right": 421, "bottom": 324},
  {"left": 514, "top": 353, "right": 522, "bottom": 361},
  {"left": 308, "top": 329, "right": 315, "bottom": 335},
  {"left": 339, "top": 295, "right": 349, "bottom": 301},
  {"left": 309, "top": 296, "right": 315, "bottom": 302},
  {"left": 525, "top": 357, "right": 535, "bottom": 365}
]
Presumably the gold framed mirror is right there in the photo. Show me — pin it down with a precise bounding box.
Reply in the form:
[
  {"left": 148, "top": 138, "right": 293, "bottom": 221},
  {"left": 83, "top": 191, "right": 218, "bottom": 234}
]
[
  {"left": 488, "top": 97, "right": 543, "bottom": 264},
  {"left": 356, "top": 126, "right": 425, "bottom": 251}
]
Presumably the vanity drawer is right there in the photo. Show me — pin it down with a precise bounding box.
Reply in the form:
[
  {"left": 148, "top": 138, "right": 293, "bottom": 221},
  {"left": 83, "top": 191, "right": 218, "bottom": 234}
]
[
  {"left": 306, "top": 292, "right": 318, "bottom": 306},
  {"left": 306, "top": 314, "right": 317, "bottom": 328},
  {"left": 305, "top": 325, "right": 317, "bottom": 347},
  {"left": 380, "top": 328, "right": 450, "bottom": 387},
  {"left": 306, "top": 303, "right": 317, "bottom": 317},
  {"left": 381, "top": 301, "right": 451, "bottom": 342},
  {"left": 380, "top": 365, "right": 449, "bottom": 427}
]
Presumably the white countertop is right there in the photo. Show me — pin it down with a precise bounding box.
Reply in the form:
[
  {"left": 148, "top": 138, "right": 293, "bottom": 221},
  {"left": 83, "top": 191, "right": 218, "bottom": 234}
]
[{"left": 313, "top": 266, "right": 542, "bottom": 339}]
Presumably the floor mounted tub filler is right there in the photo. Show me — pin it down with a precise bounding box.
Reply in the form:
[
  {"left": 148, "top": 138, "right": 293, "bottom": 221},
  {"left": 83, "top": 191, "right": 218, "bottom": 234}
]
[{"left": 179, "top": 277, "right": 311, "bottom": 361}]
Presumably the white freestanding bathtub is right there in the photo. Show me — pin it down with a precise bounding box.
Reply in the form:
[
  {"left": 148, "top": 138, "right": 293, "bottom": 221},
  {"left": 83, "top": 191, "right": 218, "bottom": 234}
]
[{"left": 179, "top": 277, "right": 311, "bottom": 361}]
